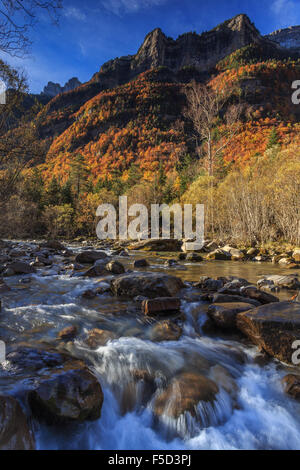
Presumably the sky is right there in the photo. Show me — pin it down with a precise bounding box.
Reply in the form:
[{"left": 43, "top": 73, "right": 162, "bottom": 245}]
[{"left": 2, "top": 0, "right": 300, "bottom": 94}]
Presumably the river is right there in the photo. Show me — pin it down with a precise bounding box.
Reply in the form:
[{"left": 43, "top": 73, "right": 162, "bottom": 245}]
[{"left": 1, "top": 241, "right": 300, "bottom": 450}]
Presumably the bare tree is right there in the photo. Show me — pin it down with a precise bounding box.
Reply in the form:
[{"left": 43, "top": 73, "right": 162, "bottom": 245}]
[
  {"left": 184, "top": 81, "right": 242, "bottom": 177},
  {"left": 0, "top": 0, "right": 62, "bottom": 56}
]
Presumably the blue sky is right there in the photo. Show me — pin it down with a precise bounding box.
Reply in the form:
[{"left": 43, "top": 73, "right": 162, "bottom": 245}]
[{"left": 2, "top": 0, "right": 300, "bottom": 93}]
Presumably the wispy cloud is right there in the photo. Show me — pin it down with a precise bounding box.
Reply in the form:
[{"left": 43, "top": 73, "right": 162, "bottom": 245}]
[
  {"left": 271, "top": 0, "right": 300, "bottom": 28},
  {"left": 64, "top": 6, "right": 87, "bottom": 21},
  {"left": 101, "top": 0, "right": 167, "bottom": 16}
]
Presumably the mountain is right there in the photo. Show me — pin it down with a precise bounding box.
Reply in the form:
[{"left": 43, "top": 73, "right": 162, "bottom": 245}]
[
  {"left": 265, "top": 26, "right": 300, "bottom": 50},
  {"left": 42, "top": 77, "right": 81, "bottom": 98},
  {"left": 91, "top": 14, "right": 268, "bottom": 89}
]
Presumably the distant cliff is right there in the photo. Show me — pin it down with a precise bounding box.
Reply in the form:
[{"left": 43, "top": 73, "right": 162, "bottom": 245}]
[
  {"left": 265, "top": 26, "right": 300, "bottom": 50},
  {"left": 42, "top": 77, "right": 81, "bottom": 98},
  {"left": 91, "top": 14, "right": 271, "bottom": 89}
]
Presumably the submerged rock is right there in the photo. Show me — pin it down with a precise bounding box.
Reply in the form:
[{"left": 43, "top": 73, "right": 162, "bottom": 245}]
[
  {"left": 86, "top": 329, "right": 117, "bottom": 348},
  {"left": 0, "top": 396, "right": 35, "bottom": 450},
  {"left": 237, "top": 301, "right": 300, "bottom": 364},
  {"left": 58, "top": 326, "right": 78, "bottom": 341},
  {"left": 150, "top": 320, "right": 183, "bottom": 342},
  {"left": 154, "top": 372, "right": 219, "bottom": 420},
  {"left": 111, "top": 272, "right": 184, "bottom": 298}
]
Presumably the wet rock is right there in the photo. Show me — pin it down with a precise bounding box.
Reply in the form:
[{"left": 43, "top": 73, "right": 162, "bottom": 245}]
[
  {"left": 206, "top": 249, "right": 232, "bottom": 261},
  {"left": 82, "top": 289, "right": 98, "bottom": 299},
  {"left": 186, "top": 253, "right": 203, "bottom": 262},
  {"left": 212, "top": 293, "right": 260, "bottom": 307},
  {"left": 164, "top": 259, "right": 178, "bottom": 267},
  {"left": 282, "top": 374, "right": 300, "bottom": 400},
  {"left": 111, "top": 272, "right": 184, "bottom": 299},
  {"left": 257, "top": 275, "right": 300, "bottom": 290},
  {"left": 194, "top": 277, "right": 224, "bottom": 292},
  {"left": 142, "top": 297, "right": 181, "bottom": 316},
  {"left": 83, "top": 262, "right": 109, "bottom": 278},
  {"left": 40, "top": 240, "right": 66, "bottom": 251},
  {"left": 207, "top": 302, "right": 255, "bottom": 330},
  {"left": 154, "top": 372, "right": 219, "bottom": 420},
  {"left": 75, "top": 250, "right": 108, "bottom": 264},
  {"left": 128, "top": 239, "right": 182, "bottom": 252},
  {"left": 0, "top": 279, "right": 10, "bottom": 293},
  {"left": 210, "top": 365, "right": 238, "bottom": 397},
  {"left": 240, "top": 285, "right": 279, "bottom": 305},
  {"left": 237, "top": 301, "right": 300, "bottom": 364},
  {"left": 0, "top": 396, "right": 35, "bottom": 450},
  {"left": 7, "top": 261, "right": 36, "bottom": 275},
  {"left": 133, "top": 259, "right": 149, "bottom": 268},
  {"left": 106, "top": 261, "right": 125, "bottom": 274},
  {"left": 86, "top": 329, "right": 117, "bottom": 348},
  {"left": 28, "top": 367, "right": 103, "bottom": 425},
  {"left": 178, "top": 253, "right": 187, "bottom": 261},
  {"left": 58, "top": 326, "right": 78, "bottom": 341},
  {"left": 120, "top": 369, "right": 157, "bottom": 415},
  {"left": 150, "top": 320, "right": 183, "bottom": 342}
]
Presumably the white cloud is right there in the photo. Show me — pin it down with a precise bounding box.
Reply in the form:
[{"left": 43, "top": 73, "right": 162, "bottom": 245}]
[
  {"left": 271, "top": 0, "right": 300, "bottom": 28},
  {"left": 64, "top": 6, "right": 87, "bottom": 21},
  {"left": 101, "top": 0, "right": 167, "bottom": 15}
]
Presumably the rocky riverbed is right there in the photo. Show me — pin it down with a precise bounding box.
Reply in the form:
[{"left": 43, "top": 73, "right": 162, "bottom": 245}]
[{"left": 1, "top": 239, "right": 300, "bottom": 450}]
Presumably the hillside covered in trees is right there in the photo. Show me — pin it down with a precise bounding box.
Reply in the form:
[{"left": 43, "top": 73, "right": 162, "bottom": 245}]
[{"left": 1, "top": 14, "right": 300, "bottom": 245}]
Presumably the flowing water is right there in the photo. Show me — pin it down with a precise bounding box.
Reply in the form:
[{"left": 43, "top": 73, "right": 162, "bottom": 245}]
[{"left": 1, "top": 242, "right": 300, "bottom": 450}]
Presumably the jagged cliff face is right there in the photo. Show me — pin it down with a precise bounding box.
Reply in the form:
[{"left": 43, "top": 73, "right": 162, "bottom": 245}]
[
  {"left": 42, "top": 77, "right": 81, "bottom": 98},
  {"left": 92, "top": 14, "right": 265, "bottom": 88},
  {"left": 265, "top": 26, "right": 300, "bottom": 50}
]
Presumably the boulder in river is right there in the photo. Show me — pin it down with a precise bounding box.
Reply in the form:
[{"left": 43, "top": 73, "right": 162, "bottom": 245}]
[
  {"left": 240, "top": 285, "right": 279, "bottom": 305},
  {"left": 58, "top": 325, "right": 78, "bottom": 341},
  {"left": 105, "top": 261, "right": 125, "bottom": 275},
  {"left": 0, "top": 396, "right": 35, "bottom": 450},
  {"left": 40, "top": 240, "right": 66, "bottom": 251},
  {"left": 7, "top": 347, "right": 103, "bottom": 425},
  {"left": 111, "top": 272, "right": 184, "bottom": 299},
  {"left": 86, "top": 329, "right": 117, "bottom": 348},
  {"left": 154, "top": 372, "right": 219, "bottom": 421},
  {"left": 75, "top": 250, "right": 108, "bottom": 264},
  {"left": 150, "top": 320, "right": 183, "bottom": 342},
  {"left": 212, "top": 293, "right": 260, "bottom": 307},
  {"left": 7, "top": 261, "right": 36, "bottom": 275},
  {"left": 142, "top": 298, "right": 181, "bottom": 316},
  {"left": 194, "top": 277, "right": 224, "bottom": 292},
  {"left": 207, "top": 302, "right": 255, "bottom": 331},
  {"left": 237, "top": 301, "right": 300, "bottom": 364},
  {"left": 133, "top": 259, "right": 149, "bottom": 268}
]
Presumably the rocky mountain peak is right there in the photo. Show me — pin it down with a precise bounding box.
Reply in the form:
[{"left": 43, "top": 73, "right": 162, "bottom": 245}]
[
  {"left": 265, "top": 25, "right": 300, "bottom": 50},
  {"left": 42, "top": 77, "right": 81, "bottom": 98},
  {"left": 91, "top": 13, "right": 265, "bottom": 90}
]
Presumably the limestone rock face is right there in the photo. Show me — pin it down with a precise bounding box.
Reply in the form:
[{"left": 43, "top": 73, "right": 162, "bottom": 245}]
[{"left": 92, "top": 14, "right": 265, "bottom": 89}]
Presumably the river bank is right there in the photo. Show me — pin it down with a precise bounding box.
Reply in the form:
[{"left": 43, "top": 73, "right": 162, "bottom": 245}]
[{"left": 1, "top": 239, "right": 300, "bottom": 450}]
